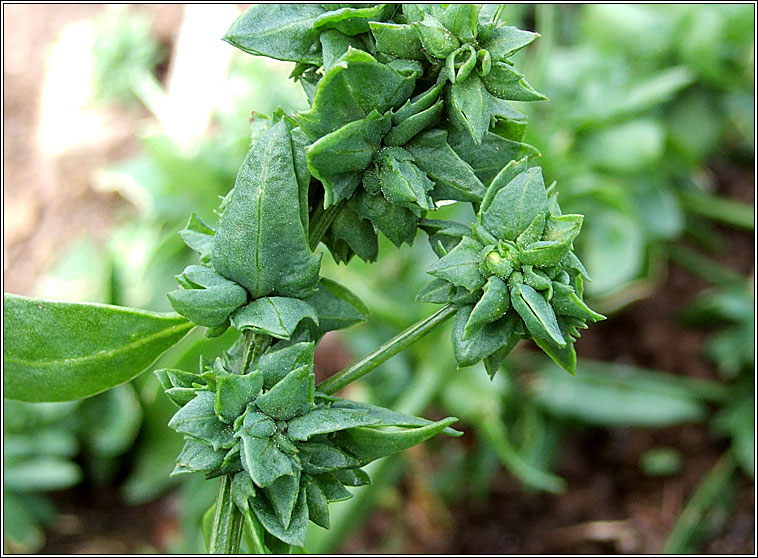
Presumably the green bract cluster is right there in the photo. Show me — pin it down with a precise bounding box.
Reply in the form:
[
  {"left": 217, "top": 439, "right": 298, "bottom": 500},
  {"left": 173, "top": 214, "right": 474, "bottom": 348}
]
[
  {"left": 419, "top": 158, "right": 605, "bottom": 375},
  {"left": 157, "top": 341, "right": 458, "bottom": 546},
  {"left": 223, "top": 4, "right": 542, "bottom": 264}
]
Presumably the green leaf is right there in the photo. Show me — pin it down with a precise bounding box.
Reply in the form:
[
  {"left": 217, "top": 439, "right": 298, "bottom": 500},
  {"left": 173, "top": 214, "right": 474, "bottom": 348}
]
[
  {"left": 297, "top": 49, "right": 416, "bottom": 141},
  {"left": 172, "top": 438, "right": 226, "bottom": 476},
  {"left": 370, "top": 21, "right": 425, "bottom": 60},
  {"left": 416, "top": 278, "right": 456, "bottom": 304},
  {"left": 372, "top": 147, "right": 434, "bottom": 209},
  {"left": 332, "top": 399, "right": 459, "bottom": 435},
  {"left": 427, "top": 236, "right": 486, "bottom": 292},
  {"left": 258, "top": 342, "right": 315, "bottom": 390},
  {"left": 168, "top": 265, "right": 248, "bottom": 328},
  {"left": 237, "top": 409, "right": 277, "bottom": 439},
  {"left": 511, "top": 283, "right": 565, "bottom": 346},
  {"left": 298, "top": 442, "right": 361, "bottom": 474},
  {"left": 412, "top": 14, "right": 460, "bottom": 59},
  {"left": 353, "top": 190, "right": 419, "bottom": 248},
  {"left": 168, "top": 391, "right": 235, "bottom": 451},
  {"left": 442, "top": 4, "right": 480, "bottom": 41},
  {"left": 392, "top": 83, "right": 446, "bottom": 124},
  {"left": 320, "top": 30, "right": 362, "bottom": 72},
  {"left": 480, "top": 25, "right": 539, "bottom": 60},
  {"left": 551, "top": 282, "right": 605, "bottom": 322},
  {"left": 231, "top": 297, "right": 319, "bottom": 340},
  {"left": 480, "top": 166, "right": 548, "bottom": 241},
  {"left": 223, "top": 4, "right": 326, "bottom": 64},
  {"left": 449, "top": 73, "right": 489, "bottom": 144},
  {"left": 452, "top": 305, "right": 519, "bottom": 367},
  {"left": 263, "top": 471, "right": 301, "bottom": 529},
  {"left": 215, "top": 370, "right": 264, "bottom": 424},
  {"left": 305, "top": 478, "right": 331, "bottom": 528},
  {"left": 287, "top": 408, "right": 381, "bottom": 441},
  {"left": 252, "top": 487, "right": 308, "bottom": 546},
  {"left": 531, "top": 360, "right": 709, "bottom": 427},
  {"left": 3, "top": 456, "right": 82, "bottom": 492},
  {"left": 335, "top": 417, "right": 459, "bottom": 464},
  {"left": 313, "top": 4, "right": 395, "bottom": 36},
  {"left": 332, "top": 468, "right": 371, "bottom": 487},
  {"left": 383, "top": 99, "right": 444, "bottom": 147},
  {"left": 480, "top": 62, "right": 546, "bottom": 101},
  {"left": 306, "top": 111, "right": 391, "bottom": 206},
  {"left": 314, "top": 473, "right": 353, "bottom": 501},
  {"left": 302, "top": 278, "right": 369, "bottom": 336},
  {"left": 212, "top": 121, "right": 320, "bottom": 299},
  {"left": 405, "top": 129, "right": 485, "bottom": 202},
  {"left": 520, "top": 215, "right": 583, "bottom": 268},
  {"left": 533, "top": 316, "right": 581, "bottom": 375},
  {"left": 328, "top": 203, "right": 379, "bottom": 262},
  {"left": 419, "top": 218, "right": 472, "bottom": 256},
  {"left": 3, "top": 294, "right": 193, "bottom": 402},
  {"left": 464, "top": 276, "right": 510, "bottom": 338},
  {"left": 179, "top": 213, "right": 215, "bottom": 263},
  {"left": 238, "top": 434, "right": 293, "bottom": 488},
  {"left": 256, "top": 364, "right": 313, "bottom": 421}
]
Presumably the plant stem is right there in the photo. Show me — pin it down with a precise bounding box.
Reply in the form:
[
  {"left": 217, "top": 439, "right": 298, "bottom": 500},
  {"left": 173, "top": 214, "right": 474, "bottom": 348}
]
[
  {"left": 309, "top": 200, "right": 344, "bottom": 251},
  {"left": 208, "top": 475, "right": 243, "bottom": 554},
  {"left": 242, "top": 509, "right": 270, "bottom": 554},
  {"left": 317, "top": 303, "right": 457, "bottom": 395}
]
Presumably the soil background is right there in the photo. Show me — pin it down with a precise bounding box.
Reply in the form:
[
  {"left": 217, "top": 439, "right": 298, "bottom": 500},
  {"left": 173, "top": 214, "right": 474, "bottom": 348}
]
[{"left": 3, "top": 4, "right": 755, "bottom": 555}]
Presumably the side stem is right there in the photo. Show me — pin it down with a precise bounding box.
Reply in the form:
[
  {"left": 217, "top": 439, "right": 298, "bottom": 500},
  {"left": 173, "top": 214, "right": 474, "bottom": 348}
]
[
  {"left": 309, "top": 200, "right": 344, "bottom": 251},
  {"left": 317, "top": 303, "right": 457, "bottom": 395}
]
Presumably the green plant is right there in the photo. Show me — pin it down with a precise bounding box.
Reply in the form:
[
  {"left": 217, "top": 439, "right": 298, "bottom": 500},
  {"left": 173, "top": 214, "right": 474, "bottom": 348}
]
[{"left": 4, "top": 4, "right": 604, "bottom": 553}]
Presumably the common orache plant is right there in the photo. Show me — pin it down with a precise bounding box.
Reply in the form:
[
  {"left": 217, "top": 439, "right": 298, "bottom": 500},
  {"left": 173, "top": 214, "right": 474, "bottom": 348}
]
[{"left": 3, "top": 4, "right": 603, "bottom": 553}]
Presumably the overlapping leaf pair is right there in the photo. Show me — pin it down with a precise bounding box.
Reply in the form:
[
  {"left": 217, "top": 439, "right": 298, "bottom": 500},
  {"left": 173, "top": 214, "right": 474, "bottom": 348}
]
[
  {"left": 167, "top": 121, "right": 366, "bottom": 341},
  {"left": 419, "top": 158, "right": 605, "bottom": 375},
  {"left": 157, "top": 342, "right": 458, "bottom": 546}
]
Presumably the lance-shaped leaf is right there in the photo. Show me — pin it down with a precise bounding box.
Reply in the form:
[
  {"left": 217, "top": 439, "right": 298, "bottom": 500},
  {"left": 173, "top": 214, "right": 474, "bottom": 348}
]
[
  {"left": 308, "top": 110, "right": 392, "bottom": 206},
  {"left": 215, "top": 370, "right": 264, "bottom": 424},
  {"left": 452, "top": 305, "right": 519, "bottom": 367},
  {"left": 383, "top": 99, "right": 444, "bottom": 147},
  {"left": 412, "top": 14, "right": 460, "bottom": 59},
  {"left": 320, "top": 30, "right": 364, "bottom": 72},
  {"left": 369, "top": 21, "right": 424, "bottom": 60},
  {"left": 463, "top": 276, "right": 510, "bottom": 339},
  {"left": 353, "top": 190, "right": 418, "bottom": 248},
  {"left": 223, "top": 4, "right": 326, "bottom": 64},
  {"left": 4, "top": 294, "right": 193, "bottom": 402},
  {"left": 405, "top": 129, "right": 485, "bottom": 202},
  {"left": 231, "top": 297, "right": 318, "bottom": 340},
  {"left": 534, "top": 316, "right": 587, "bottom": 375},
  {"left": 263, "top": 471, "right": 301, "bottom": 529},
  {"left": 258, "top": 342, "right": 315, "bottom": 390},
  {"left": 256, "top": 364, "right": 313, "bottom": 421},
  {"left": 551, "top": 282, "right": 606, "bottom": 322},
  {"left": 212, "top": 121, "right": 320, "bottom": 299},
  {"left": 237, "top": 409, "right": 277, "bottom": 439},
  {"left": 238, "top": 434, "right": 293, "bottom": 488},
  {"left": 314, "top": 473, "right": 353, "bottom": 501},
  {"left": 427, "top": 236, "right": 486, "bottom": 292},
  {"left": 168, "top": 265, "right": 248, "bottom": 328},
  {"left": 511, "top": 283, "right": 565, "bottom": 346},
  {"left": 313, "top": 4, "right": 395, "bottom": 36},
  {"left": 302, "top": 278, "right": 369, "bottom": 336},
  {"left": 442, "top": 4, "right": 480, "bottom": 41},
  {"left": 520, "top": 215, "right": 584, "bottom": 267},
  {"left": 335, "top": 417, "right": 459, "bottom": 464},
  {"left": 252, "top": 487, "right": 308, "bottom": 547},
  {"left": 449, "top": 73, "right": 489, "bottom": 144},
  {"left": 329, "top": 203, "right": 379, "bottom": 262},
  {"left": 372, "top": 147, "right": 434, "bottom": 210},
  {"left": 479, "top": 157, "right": 530, "bottom": 212},
  {"left": 392, "top": 82, "right": 445, "bottom": 124},
  {"left": 332, "top": 468, "right": 371, "bottom": 487},
  {"left": 481, "top": 62, "right": 546, "bottom": 101},
  {"left": 179, "top": 213, "right": 215, "bottom": 263},
  {"left": 297, "top": 49, "right": 416, "bottom": 141},
  {"left": 168, "top": 391, "right": 235, "bottom": 451},
  {"left": 419, "top": 218, "right": 472, "bottom": 257},
  {"left": 305, "top": 479, "right": 331, "bottom": 529},
  {"left": 298, "top": 442, "right": 361, "bottom": 474},
  {"left": 516, "top": 212, "right": 547, "bottom": 248},
  {"left": 172, "top": 438, "right": 226, "bottom": 476},
  {"left": 480, "top": 26, "right": 539, "bottom": 61},
  {"left": 287, "top": 408, "right": 381, "bottom": 441},
  {"left": 331, "top": 399, "right": 460, "bottom": 435},
  {"left": 481, "top": 166, "right": 548, "bottom": 241}
]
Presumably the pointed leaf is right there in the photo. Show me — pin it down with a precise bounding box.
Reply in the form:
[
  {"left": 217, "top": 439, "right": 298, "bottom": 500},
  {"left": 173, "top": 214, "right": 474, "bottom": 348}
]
[
  {"left": 373, "top": 147, "right": 434, "bottom": 209},
  {"left": 426, "top": 236, "right": 486, "bottom": 292},
  {"left": 173, "top": 438, "right": 226, "bottom": 476},
  {"left": 252, "top": 487, "right": 308, "bottom": 546},
  {"left": 168, "top": 391, "right": 235, "bottom": 450},
  {"left": 335, "top": 418, "right": 459, "bottom": 464},
  {"left": 258, "top": 342, "right": 315, "bottom": 390},
  {"left": 442, "top": 4, "right": 480, "bottom": 40},
  {"left": 231, "top": 297, "right": 318, "bottom": 340},
  {"left": 416, "top": 278, "right": 456, "bottom": 304},
  {"left": 481, "top": 166, "right": 548, "bottom": 241},
  {"left": 481, "top": 62, "right": 546, "bottom": 101},
  {"left": 551, "top": 282, "right": 605, "bottom": 322},
  {"left": 520, "top": 214, "right": 583, "bottom": 267},
  {"left": 212, "top": 121, "right": 320, "bottom": 299},
  {"left": 302, "top": 278, "right": 368, "bottom": 336},
  {"left": 370, "top": 21, "right": 424, "bottom": 60},
  {"left": 412, "top": 14, "right": 460, "bottom": 59},
  {"left": 511, "top": 283, "right": 565, "bottom": 346},
  {"left": 449, "top": 73, "right": 489, "bottom": 144},
  {"left": 223, "top": 4, "right": 326, "bottom": 64},
  {"left": 4, "top": 294, "right": 193, "bottom": 402},
  {"left": 305, "top": 479, "right": 331, "bottom": 529},
  {"left": 329, "top": 202, "right": 379, "bottom": 262},
  {"left": 179, "top": 213, "right": 215, "bottom": 263},
  {"left": 332, "top": 468, "right": 371, "bottom": 487},
  {"left": 256, "top": 364, "right": 313, "bottom": 420},
  {"left": 480, "top": 26, "right": 539, "bottom": 60},
  {"left": 313, "top": 4, "right": 395, "bottom": 36},
  {"left": 168, "top": 265, "right": 248, "bottom": 328},
  {"left": 331, "top": 399, "right": 460, "bottom": 435},
  {"left": 314, "top": 472, "right": 353, "bottom": 501},
  {"left": 452, "top": 305, "right": 519, "bottom": 367},
  {"left": 464, "top": 276, "right": 510, "bottom": 338},
  {"left": 298, "top": 442, "right": 361, "bottom": 474},
  {"left": 287, "top": 408, "right": 381, "bottom": 441},
  {"left": 239, "top": 435, "right": 293, "bottom": 488},
  {"left": 353, "top": 190, "right": 419, "bottom": 248},
  {"left": 263, "top": 471, "right": 301, "bottom": 529},
  {"left": 215, "top": 370, "right": 264, "bottom": 424},
  {"left": 237, "top": 409, "right": 277, "bottom": 439},
  {"left": 392, "top": 82, "right": 446, "bottom": 124}
]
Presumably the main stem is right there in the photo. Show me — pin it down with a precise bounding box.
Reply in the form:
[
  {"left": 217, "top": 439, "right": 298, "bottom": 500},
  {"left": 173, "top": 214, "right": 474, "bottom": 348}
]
[
  {"left": 208, "top": 475, "right": 243, "bottom": 554},
  {"left": 317, "top": 303, "right": 457, "bottom": 395}
]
